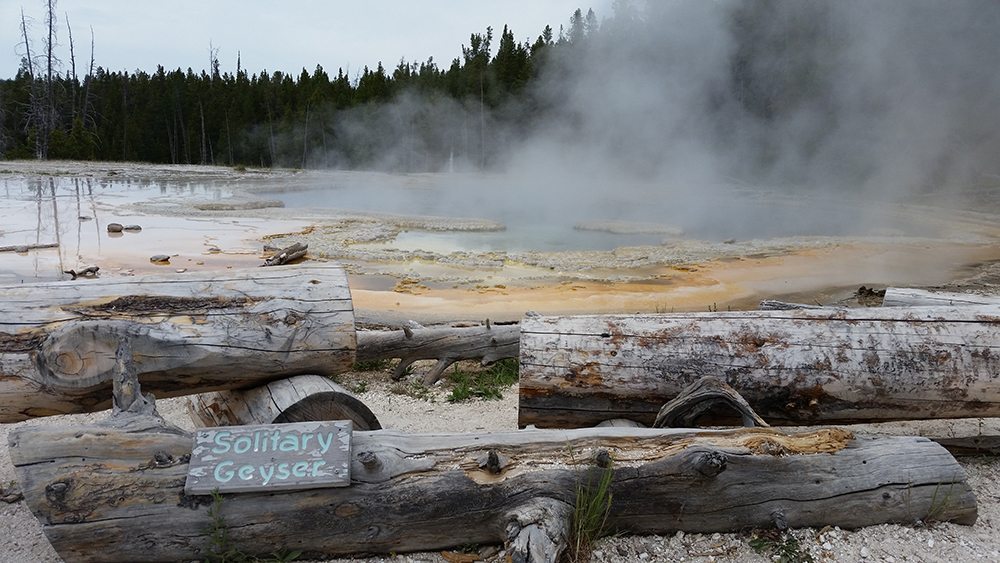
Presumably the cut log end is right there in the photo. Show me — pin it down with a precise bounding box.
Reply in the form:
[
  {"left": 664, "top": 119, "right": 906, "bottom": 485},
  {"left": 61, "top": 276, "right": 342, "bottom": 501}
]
[{"left": 187, "top": 375, "right": 381, "bottom": 430}]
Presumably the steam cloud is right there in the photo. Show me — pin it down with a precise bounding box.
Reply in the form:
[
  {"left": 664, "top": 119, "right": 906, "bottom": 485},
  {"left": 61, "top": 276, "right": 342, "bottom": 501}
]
[{"left": 308, "top": 1, "right": 1000, "bottom": 239}]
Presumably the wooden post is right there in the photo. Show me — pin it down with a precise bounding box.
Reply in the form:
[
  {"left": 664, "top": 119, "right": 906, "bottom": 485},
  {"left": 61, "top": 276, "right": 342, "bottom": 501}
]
[
  {"left": 518, "top": 307, "right": 1000, "bottom": 428},
  {"left": 0, "top": 265, "right": 356, "bottom": 422}
]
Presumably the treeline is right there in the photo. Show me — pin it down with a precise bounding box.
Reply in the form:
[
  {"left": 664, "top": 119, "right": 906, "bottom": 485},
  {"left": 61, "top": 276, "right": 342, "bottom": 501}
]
[{"left": 0, "top": 6, "right": 605, "bottom": 170}]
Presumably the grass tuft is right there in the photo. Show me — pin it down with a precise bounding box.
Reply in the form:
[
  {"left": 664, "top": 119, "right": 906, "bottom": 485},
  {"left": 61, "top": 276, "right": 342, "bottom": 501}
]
[
  {"left": 565, "top": 461, "right": 614, "bottom": 562},
  {"left": 446, "top": 358, "right": 519, "bottom": 403},
  {"left": 747, "top": 529, "right": 814, "bottom": 563}
]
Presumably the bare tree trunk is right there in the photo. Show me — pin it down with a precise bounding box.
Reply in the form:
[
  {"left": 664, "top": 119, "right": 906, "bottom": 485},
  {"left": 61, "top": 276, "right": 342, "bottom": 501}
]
[
  {"left": 301, "top": 104, "right": 309, "bottom": 168},
  {"left": 19, "top": 9, "right": 43, "bottom": 160},
  {"left": 82, "top": 27, "right": 95, "bottom": 133},
  {"left": 199, "top": 101, "right": 207, "bottom": 164},
  {"left": 65, "top": 12, "right": 76, "bottom": 122}
]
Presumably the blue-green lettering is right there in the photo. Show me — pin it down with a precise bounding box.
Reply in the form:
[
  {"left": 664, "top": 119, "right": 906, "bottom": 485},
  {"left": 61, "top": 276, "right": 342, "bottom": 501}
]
[
  {"left": 316, "top": 432, "right": 333, "bottom": 454},
  {"left": 233, "top": 436, "right": 253, "bottom": 454},
  {"left": 238, "top": 465, "right": 254, "bottom": 480},
  {"left": 260, "top": 464, "right": 275, "bottom": 485},
  {"left": 211, "top": 431, "right": 232, "bottom": 454},
  {"left": 292, "top": 461, "right": 309, "bottom": 477},
  {"left": 214, "top": 460, "right": 235, "bottom": 482},
  {"left": 276, "top": 462, "right": 291, "bottom": 480}
]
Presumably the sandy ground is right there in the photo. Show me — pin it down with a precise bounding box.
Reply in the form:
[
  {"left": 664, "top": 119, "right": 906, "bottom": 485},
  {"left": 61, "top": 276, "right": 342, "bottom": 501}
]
[{"left": 2, "top": 161, "right": 1000, "bottom": 562}]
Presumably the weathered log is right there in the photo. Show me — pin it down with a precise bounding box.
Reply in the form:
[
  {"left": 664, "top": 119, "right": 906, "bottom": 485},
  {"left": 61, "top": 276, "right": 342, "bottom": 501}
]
[
  {"left": 356, "top": 322, "right": 520, "bottom": 385},
  {"left": 882, "top": 288, "right": 1000, "bottom": 307},
  {"left": 262, "top": 242, "right": 307, "bottom": 266},
  {"left": 758, "top": 299, "right": 825, "bottom": 310},
  {"left": 8, "top": 410, "right": 977, "bottom": 562},
  {"left": 0, "top": 265, "right": 355, "bottom": 422},
  {"left": 933, "top": 435, "right": 1000, "bottom": 455},
  {"left": 186, "top": 374, "right": 381, "bottom": 430},
  {"left": 0, "top": 242, "right": 59, "bottom": 253},
  {"left": 518, "top": 307, "right": 1000, "bottom": 428}
]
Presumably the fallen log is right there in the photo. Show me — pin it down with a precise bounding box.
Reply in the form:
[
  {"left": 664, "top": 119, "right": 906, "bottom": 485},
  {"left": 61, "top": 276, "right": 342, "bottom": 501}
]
[
  {"left": 0, "top": 265, "right": 355, "bottom": 422},
  {"left": 262, "top": 242, "right": 307, "bottom": 266},
  {"left": 882, "top": 288, "right": 1000, "bottom": 307},
  {"left": 356, "top": 321, "right": 520, "bottom": 385},
  {"left": 0, "top": 242, "right": 59, "bottom": 253},
  {"left": 758, "top": 299, "right": 825, "bottom": 310},
  {"left": 9, "top": 410, "right": 977, "bottom": 561},
  {"left": 186, "top": 374, "right": 381, "bottom": 430},
  {"left": 518, "top": 307, "right": 1000, "bottom": 428}
]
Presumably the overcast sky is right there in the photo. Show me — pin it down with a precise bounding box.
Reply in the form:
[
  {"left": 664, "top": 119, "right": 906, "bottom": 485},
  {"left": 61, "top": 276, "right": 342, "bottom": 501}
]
[{"left": 3, "top": 1, "right": 608, "bottom": 79}]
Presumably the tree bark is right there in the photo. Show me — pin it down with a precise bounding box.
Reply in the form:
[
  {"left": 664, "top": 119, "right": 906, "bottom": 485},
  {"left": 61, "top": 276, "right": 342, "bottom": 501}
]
[
  {"left": 186, "top": 374, "right": 381, "bottom": 430},
  {"left": 356, "top": 322, "right": 520, "bottom": 384},
  {"left": 882, "top": 288, "right": 1000, "bottom": 307},
  {"left": 8, "top": 409, "right": 976, "bottom": 562},
  {"left": 0, "top": 265, "right": 355, "bottom": 422},
  {"left": 518, "top": 307, "right": 1000, "bottom": 428},
  {"left": 262, "top": 242, "right": 308, "bottom": 266}
]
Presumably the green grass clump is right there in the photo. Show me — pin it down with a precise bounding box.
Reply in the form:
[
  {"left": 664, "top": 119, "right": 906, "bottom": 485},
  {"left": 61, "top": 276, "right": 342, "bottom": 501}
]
[
  {"left": 747, "top": 530, "right": 814, "bottom": 563},
  {"left": 566, "top": 462, "right": 615, "bottom": 563},
  {"left": 446, "top": 358, "right": 519, "bottom": 403}
]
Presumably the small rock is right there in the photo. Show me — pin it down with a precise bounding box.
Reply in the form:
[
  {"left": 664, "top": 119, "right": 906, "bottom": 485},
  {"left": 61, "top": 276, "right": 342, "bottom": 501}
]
[
  {"left": 207, "top": 246, "right": 221, "bottom": 253},
  {"left": 122, "top": 224, "right": 142, "bottom": 232},
  {"left": 859, "top": 546, "right": 870, "bottom": 558},
  {"left": 107, "top": 223, "right": 124, "bottom": 233},
  {"left": 822, "top": 542, "right": 833, "bottom": 551},
  {"left": 175, "top": 268, "right": 187, "bottom": 273},
  {"left": 616, "top": 545, "right": 629, "bottom": 557},
  {"left": 195, "top": 261, "right": 205, "bottom": 265},
  {"left": 638, "top": 553, "right": 649, "bottom": 560},
  {"left": 592, "top": 551, "right": 604, "bottom": 560},
  {"left": 711, "top": 533, "right": 722, "bottom": 540},
  {"left": 927, "top": 539, "right": 934, "bottom": 548},
  {"left": 150, "top": 255, "right": 171, "bottom": 264}
]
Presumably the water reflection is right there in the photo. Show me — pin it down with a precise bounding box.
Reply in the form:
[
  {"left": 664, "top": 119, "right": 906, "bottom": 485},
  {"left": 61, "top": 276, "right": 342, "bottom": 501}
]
[{"left": 0, "top": 175, "right": 241, "bottom": 282}]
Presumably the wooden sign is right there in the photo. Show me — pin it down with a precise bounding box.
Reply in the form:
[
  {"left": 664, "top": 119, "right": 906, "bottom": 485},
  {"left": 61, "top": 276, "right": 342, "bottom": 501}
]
[{"left": 185, "top": 421, "right": 352, "bottom": 494}]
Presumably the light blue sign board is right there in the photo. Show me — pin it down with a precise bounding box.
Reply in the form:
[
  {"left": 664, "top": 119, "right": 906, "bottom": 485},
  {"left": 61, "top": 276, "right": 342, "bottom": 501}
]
[{"left": 184, "top": 420, "right": 352, "bottom": 494}]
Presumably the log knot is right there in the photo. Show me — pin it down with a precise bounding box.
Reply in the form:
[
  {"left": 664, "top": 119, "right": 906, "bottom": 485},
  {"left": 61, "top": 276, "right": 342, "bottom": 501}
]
[
  {"left": 478, "top": 450, "right": 510, "bottom": 475},
  {"left": 358, "top": 451, "right": 381, "bottom": 470},
  {"left": 593, "top": 449, "right": 613, "bottom": 469},
  {"left": 693, "top": 451, "right": 727, "bottom": 477},
  {"left": 45, "top": 481, "right": 70, "bottom": 504}
]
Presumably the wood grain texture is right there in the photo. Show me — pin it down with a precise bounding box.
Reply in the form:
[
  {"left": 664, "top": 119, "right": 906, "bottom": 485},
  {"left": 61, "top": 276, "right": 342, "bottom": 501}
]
[
  {"left": 8, "top": 414, "right": 976, "bottom": 562},
  {"left": 882, "top": 288, "right": 1000, "bottom": 307},
  {"left": 186, "top": 375, "right": 381, "bottom": 430},
  {"left": 519, "top": 307, "right": 1000, "bottom": 428},
  {"left": 0, "top": 265, "right": 356, "bottom": 422}
]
